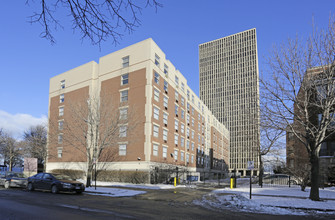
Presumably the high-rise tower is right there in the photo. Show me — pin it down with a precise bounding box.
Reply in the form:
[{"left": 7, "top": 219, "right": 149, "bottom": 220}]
[{"left": 199, "top": 28, "right": 260, "bottom": 176}]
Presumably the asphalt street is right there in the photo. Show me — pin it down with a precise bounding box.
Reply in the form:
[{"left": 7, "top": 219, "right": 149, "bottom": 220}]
[{"left": 0, "top": 187, "right": 330, "bottom": 220}]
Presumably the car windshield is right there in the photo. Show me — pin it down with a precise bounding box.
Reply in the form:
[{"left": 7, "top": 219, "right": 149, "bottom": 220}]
[{"left": 52, "top": 174, "right": 74, "bottom": 181}]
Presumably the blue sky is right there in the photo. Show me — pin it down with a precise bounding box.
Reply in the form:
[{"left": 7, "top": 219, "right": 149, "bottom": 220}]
[{"left": 0, "top": 1, "right": 333, "bottom": 137}]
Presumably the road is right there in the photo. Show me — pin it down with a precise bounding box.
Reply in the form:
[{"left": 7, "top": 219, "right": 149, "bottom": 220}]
[{"left": 0, "top": 187, "right": 329, "bottom": 220}]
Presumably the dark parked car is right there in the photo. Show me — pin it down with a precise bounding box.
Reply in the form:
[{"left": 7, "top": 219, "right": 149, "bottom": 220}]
[
  {"left": 27, "top": 173, "right": 85, "bottom": 194},
  {"left": 0, "top": 171, "right": 28, "bottom": 189}
]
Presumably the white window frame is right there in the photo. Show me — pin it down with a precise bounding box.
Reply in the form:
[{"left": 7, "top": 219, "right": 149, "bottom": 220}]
[
  {"left": 119, "top": 144, "right": 127, "bottom": 156},
  {"left": 153, "top": 144, "right": 158, "bottom": 156},
  {"left": 122, "top": 56, "right": 129, "bottom": 68},
  {"left": 121, "top": 73, "right": 129, "bottom": 85},
  {"left": 180, "top": 137, "right": 185, "bottom": 147},
  {"left": 174, "top": 134, "right": 178, "bottom": 145},
  {"left": 58, "top": 120, "right": 64, "bottom": 130},
  {"left": 163, "top": 146, "right": 167, "bottom": 158},
  {"left": 60, "top": 80, "right": 65, "bottom": 89},
  {"left": 153, "top": 125, "right": 159, "bottom": 138},
  {"left": 174, "top": 150, "right": 178, "bottom": 160},
  {"left": 155, "top": 54, "right": 160, "bottom": 67},
  {"left": 58, "top": 134, "right": 63, "bottom": 144},
  {"left": 57, "top": 148, "right": 63, "bottom": 158},
  {"left": 59, "top": 107, "right": 64, "bottom": 116},
  {"left": 154, "top": 89, "right": 160, "bottom": 102},
  {"left": 153, "top": 107, "right": 159, "bottom": 120},
  {"left": 60, "top": 94, "right": 64, "bottom": 103},
  {"left": 181, "top": 123, "right": 185, "bottom": 134},
  {"left": 120, "top": 90, "right": 128, "bottom": 102},
  {"left": 163, "top": 96, "right": 168, "bottom": 108},
  {"left": 154, "top": 72, "right": 160, "bottom": 84},
  {"left": 163, "top": 129, "right": 168, "bottom": 141},
  {"left": 163, "top": 112, "right": 168, "bottom": 125},
  {"left": 181, "top": 151, "right": 184, "bottom": 161},
  {"left": 120, "top": 108, "right": 128, "bottom": 120},
  {"left": 119, "top": 125, "right": 127, "bottom": 137}
]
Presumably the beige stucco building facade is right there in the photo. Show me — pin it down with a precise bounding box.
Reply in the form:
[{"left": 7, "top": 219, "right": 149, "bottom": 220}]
[
  {"left": 46, "top": 38, "right": 229, "bottom": 181},
  {"left": 199, "top": 29, "right": 260, "bottom": 176}
]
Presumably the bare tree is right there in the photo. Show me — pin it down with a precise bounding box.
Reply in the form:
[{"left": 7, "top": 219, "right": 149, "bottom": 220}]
[
  {"left": 23, "top": 125, "right": 48, "bottom": 172},
  {"left": 0, "top": 131, "right": 23, "bottom": 171},
  {"left": 26, "top": 0, "right": 162, "bottom": 45},
  {"left": 49, "top": 94, "right": 139, "bottom": 187},
  {"left": 258, "top": 119, "right": 284, "bottom": 187},
  {"left": 261, "top": 16, "right": 335, "bottom": 201}
]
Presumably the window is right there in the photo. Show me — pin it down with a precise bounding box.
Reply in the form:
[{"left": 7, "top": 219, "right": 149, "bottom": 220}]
[
  {"left": 198, "top": 102, "right": 200, "bottom": 109},
  {"left": 175, "top": 105, "right": 178, "bottom": 116},
  {"left": 120, "top": 90, "right": 128, "bottom": 102},
  {"left": 153, "top": 125, "right": 159, "bottom": 138},
  {"left": 192, "top": 118, "right": 194, "bottom": 127},
  {"left": 57, "top": 148, "right": 62, "bottom": 158},
  {"left": 191, "top": 142, "right": 195, "bottom": 151},
  {"left": 163, "top": 96, "right": 168, "bottom": 108},
  {"left": 187, "top": 103, "right": 190, "bottom": 112},
  {"left": 59, "top": 107, "right": 64, "bottom": 116},
  {"left": 154, "top": 89, "right": 160, "bottom": 102},
  {"left": 175, "top": 91, "right": 179, "bottom": 102},
  {"left": 187, "top": 128, "right": 190, "bottom": 137},
  {"left": 198, "top": 113, "right": 201, "bottom": 121},
  {"left": 175, "top": 76, "right": 179, "bottom": 86},
  {"left": 153, "top": 107, "right": 159, "bottom": 120},
  {"left": 181, "top": 110, "right": 185, "bottom": 120},
  {"left": 181, "top": 97, "right": 185, "bottom": 106},
  {"left": 186, "top": 154, "right": 189, "bottom": 163},
  {"left": 154, "top": 72, "right": 160, "bottom": 84},
  {"left": 60, "top": 80, "right": 65, "bottom": 89},
  {"left": 58, "top": 134, "right": 63, "bottom": 144},
  {"left": 187, "top": 140, "right": 190, "bottom": 150},
  {"left": 191, "top": 107, "right": 194, "bottom": 115},
  {"left": 181, "top": 137, "right": 185, "bottom": 147},
  {"left": 164, "top": 64, "right": 168, "bottom": 75},
  {"left": 163, "top": 129, "right": 168, "bottom": 141},
  {"left": 119, "top": 144, "right": 127, "bottom": 156},
  {"left": 163, "top": 113, "right": 168, "bottom": 125},
  {"left": 198, "top": 123, "right": 201, "bottom": 132},
  {"left": 174, "top": 134, "right": 178, "bottom": 145},
  {"left": 187, "top": 115, "right": 190, "bottom": 125},
  {"left": 174, "top": 150, "right": 178, "bottom": 160},
  {"left": 181, "top": 82, "right": 185, "bottom": 92},
  {"left": 191, "top": 155, "right": 194, "bottom": 163},
  {"left": 163, "top": 147, "right": 167, "bottom": 158},
  {"left": 119, "top": 126, "right": 127, "bottom": 137},
  {"left": 174, "top": 119, "right": 178, "bottom": 131},
  {"left": 60, "top": 94, "right": 64, "bottom": 103},
  {"left": 122, "top": 56, "right": 129, "bottom": 67},
  {"left": 153, "top": 144, "right": 158, "bottom": 156},
  {"left": 192, "top": 95, "right": 194, "bottom": 103},
  {"left": 187, "top": 90, "right": 190, "bottom": 100},
  {"left": 181, "top": 152, "right": 184, "bottom": 161},
  {"left": 155, "top": 54, "right": 160, "bottom": 66},
  {"left": 191, "top": 130, "right": 194, "bottom": 139},
  {"left": 120, "top": 108, "right": 128, "bottom": 120},
  {"left": 198, "top": 134, "right": 201, "bottom": 142},
  {"left": 181, "top": 124, "right": 185, "bottom": 134},
  {"left": 121, "top": 73, "right": 129, "bottom": 85},
  {"left": 58, "top": 121, "right": 63, "bottom": 130},
  {"left": 164, "top": 80, "right": 168, "bottom": 92}
]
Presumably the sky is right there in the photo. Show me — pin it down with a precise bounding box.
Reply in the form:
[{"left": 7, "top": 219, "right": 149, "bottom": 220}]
[{"left": 0, "top": 0, "right": 333, "bottom": 138}]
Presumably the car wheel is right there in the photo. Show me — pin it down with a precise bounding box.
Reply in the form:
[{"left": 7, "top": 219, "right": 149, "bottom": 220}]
[
  {"left": 27, "top": 183, "right": 34, "bottom": 191},
  {"left": 51, "top": 185, "right": 59, "bottom": 194},
  {"left": 4, "top": 181, "right": 10, "bottom": 189}
]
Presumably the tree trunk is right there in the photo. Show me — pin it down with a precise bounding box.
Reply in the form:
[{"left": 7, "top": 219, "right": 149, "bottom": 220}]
[
  {"left": 259, "top": 154, "right": 263, "bottom": 187},
  {"left": 86, "top": 164, "right": 93, "bottom": 187},
  {"left": 309, "top": 151, "right": 320, "bottom": 201}
]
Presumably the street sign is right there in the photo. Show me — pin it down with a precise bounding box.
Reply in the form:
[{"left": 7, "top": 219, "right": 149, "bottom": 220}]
[{"left": 247, "top": 161, "right": 254, "bottom": 170}]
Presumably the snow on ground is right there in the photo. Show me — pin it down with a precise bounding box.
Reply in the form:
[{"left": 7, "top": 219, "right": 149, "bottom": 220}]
[
  {"left": 82, "top": 179, "right": 335, "bottom": 216},
  {"left": 205, "top": 185, "right": 335, "bottom": 216}
]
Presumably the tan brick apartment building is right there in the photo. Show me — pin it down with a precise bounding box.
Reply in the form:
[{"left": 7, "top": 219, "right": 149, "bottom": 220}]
[{"left": 46, "top": 39, "right": 229, "bottom": 181}]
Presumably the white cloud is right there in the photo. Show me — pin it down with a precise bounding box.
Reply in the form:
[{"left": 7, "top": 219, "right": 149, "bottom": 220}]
[{"left": 0, "top": 110, "right": 47, "bottom": 138}]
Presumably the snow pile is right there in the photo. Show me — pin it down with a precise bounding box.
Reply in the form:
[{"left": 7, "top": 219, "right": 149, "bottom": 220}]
[
  {"left": 85, "top": 187, "right": 146, "bottom": 197},
  {"left": 197, "top": 185, "right": 335, "bottom": 216}
]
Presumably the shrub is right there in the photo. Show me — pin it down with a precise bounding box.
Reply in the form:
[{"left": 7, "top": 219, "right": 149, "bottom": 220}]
[
  {"left": 50, "top": 169, "right": 85, "bottom": 180},
  {"left": 96, "top": 170, "right": 148, "bottom": 184}
]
